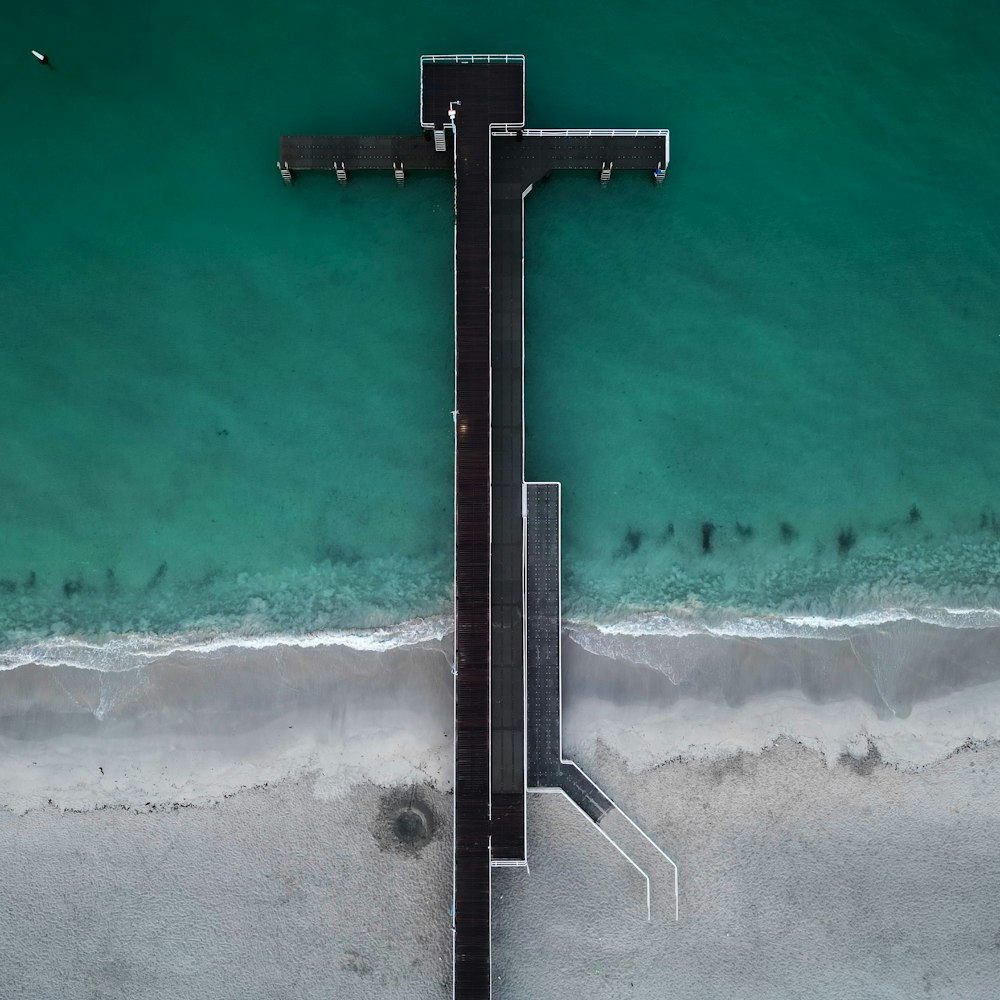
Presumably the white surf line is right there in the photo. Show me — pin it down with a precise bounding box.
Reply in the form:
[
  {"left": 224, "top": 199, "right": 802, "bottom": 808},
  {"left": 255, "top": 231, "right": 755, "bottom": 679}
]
[{"left": 0, "top": 616, "right": 454, "bottom": 672}]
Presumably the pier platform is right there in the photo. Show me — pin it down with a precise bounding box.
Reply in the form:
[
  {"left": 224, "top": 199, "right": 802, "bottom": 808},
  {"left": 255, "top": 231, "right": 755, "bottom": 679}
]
[{"left": 280, "top": 54, "right": 674, "bottom": 1000}]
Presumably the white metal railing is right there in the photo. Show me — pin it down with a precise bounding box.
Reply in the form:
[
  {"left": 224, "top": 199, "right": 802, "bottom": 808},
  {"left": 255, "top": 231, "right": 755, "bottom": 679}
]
[
  {"left": 421, "top": 54, "right": 524, "bottom": 64},
  {"left": 532, "top": 786, "right": 657, "bottom": 921},
  {"left": 568, "top": 760, "right": 680, "bottom": 922},
  {"left": 493, "top": 127, "right": 669, "bottom": 137},
  {"left": 419, "top": 55, "right": 526, "bottom": 129}
]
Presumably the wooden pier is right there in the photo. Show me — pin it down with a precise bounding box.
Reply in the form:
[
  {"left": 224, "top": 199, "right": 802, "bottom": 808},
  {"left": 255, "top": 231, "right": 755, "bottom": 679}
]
[{"left": 280, "top": 54, "right": 673, "bottom": 1000}]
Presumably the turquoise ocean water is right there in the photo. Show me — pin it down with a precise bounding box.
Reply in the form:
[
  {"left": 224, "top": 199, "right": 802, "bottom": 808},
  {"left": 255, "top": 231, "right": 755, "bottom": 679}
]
[{"left": 2, "top": 0, "right": 999, "bottom": 653}]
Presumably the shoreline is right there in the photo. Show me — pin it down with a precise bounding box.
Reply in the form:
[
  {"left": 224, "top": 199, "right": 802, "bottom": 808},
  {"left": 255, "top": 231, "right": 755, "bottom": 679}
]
[
  {"left": 3, "top": 599, "right": 1000, "bottom": 672},
  {"left": 3, "top": 622, "right": 999, "bottom": 815}
]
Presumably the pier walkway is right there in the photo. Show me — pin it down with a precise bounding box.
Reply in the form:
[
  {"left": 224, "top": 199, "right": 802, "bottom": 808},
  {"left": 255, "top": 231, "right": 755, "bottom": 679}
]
[{"left": 280, "top": 54, "right": 675, "bottom": 1000}]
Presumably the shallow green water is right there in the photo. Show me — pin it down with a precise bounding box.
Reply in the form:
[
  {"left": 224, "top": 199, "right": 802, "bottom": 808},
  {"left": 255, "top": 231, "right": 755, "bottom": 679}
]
[{"left": 1, "top": 0, "right": 998, "bottom": 643}]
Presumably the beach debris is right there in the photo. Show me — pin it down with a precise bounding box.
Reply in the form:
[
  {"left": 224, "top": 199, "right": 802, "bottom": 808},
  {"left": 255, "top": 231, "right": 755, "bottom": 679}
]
[{"left": 31, "top": 50, "right": 49, "bottom": 65}]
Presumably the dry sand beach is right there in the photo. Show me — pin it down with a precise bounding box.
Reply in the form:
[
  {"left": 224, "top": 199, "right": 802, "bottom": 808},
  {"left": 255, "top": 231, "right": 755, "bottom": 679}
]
[{"left": 2, "top": 630, "right": 998, "bottom": 998}]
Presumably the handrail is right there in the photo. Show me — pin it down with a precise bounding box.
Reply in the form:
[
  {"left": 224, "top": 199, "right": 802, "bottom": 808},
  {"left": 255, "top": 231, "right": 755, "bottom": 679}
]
[
  {"left": 568, "top": 759, "right": 680, "bottom": 922},
  {"left": 532, "top": 787, "right": 655, "bottom": 921},
  {"left": 493, "top": 127, "right": 669, "bottom": 137},
  {"left": 421, "top": 54, "right": 525, "bottom": 64}
]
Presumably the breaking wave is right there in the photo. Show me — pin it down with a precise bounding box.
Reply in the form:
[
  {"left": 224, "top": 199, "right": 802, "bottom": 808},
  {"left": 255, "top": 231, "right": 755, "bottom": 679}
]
[
  {"left": 0, "top": 615, "right": 451, "bottom": 674},
  {"left": 566, "top": 603, "right": 1000, "bottom": 647}
]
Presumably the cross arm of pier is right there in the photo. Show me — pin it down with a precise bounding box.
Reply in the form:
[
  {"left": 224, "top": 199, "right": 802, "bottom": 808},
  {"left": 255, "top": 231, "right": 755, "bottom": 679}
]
[
  {"left": 493, "top": 129, "right": 669, "bottom": 188},
  {"left": 279, "top": 133, "right": 451, "bottom": 171}
]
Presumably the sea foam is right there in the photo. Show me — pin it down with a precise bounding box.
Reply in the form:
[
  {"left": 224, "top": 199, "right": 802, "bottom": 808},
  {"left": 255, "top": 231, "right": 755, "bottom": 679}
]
[
  {"left": 567, "top": 603, "right": 1000, "bottom": 645},
  {"left": 0, "top": 614, "right": 452, "bottom": 673}
]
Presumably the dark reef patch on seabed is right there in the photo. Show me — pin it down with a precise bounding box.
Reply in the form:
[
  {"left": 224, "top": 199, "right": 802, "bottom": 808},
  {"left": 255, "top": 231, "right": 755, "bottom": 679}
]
[
  {"left": 619, "top": 528, "right": 644, "bottom": 556},
  {"left": 779, "top": 521, "right": 798, "bottom": 543},
  {"left": 701, "top": 521, "right": 715, "bottom": 554},
  {"left": 836, "top": 527, "right": 857, "bottom": 556},
  {"left": 146, "top": 562, "right": 168, "bottom": 591},
  {"left": 0, "top": 552, "right": 453, "bottom": 646}
]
